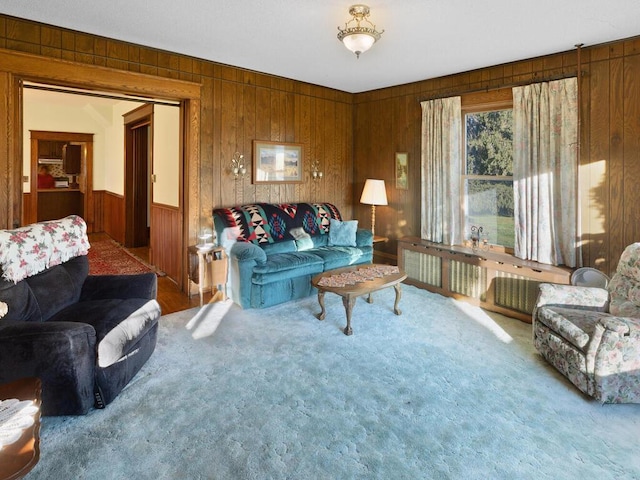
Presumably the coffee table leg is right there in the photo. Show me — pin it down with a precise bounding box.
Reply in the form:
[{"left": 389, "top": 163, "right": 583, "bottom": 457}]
[
  {"left": 342, "top": 296, "right": 356, "bottom": 335},
  {"left": 393, "top": 283, "right": 403, "bottom": 315},
  {"left": 316, "top": 291, "right": 326, "bottom": 320}
]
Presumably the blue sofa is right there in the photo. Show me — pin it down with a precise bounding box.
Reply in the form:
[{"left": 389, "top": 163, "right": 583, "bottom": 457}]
[{"left": 213, "top": 203, "right": 373, "bottom": 309}]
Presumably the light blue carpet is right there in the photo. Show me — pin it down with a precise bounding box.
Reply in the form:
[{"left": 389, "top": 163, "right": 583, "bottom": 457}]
[{"left": 27, "top": 285, "right": 640, "bottom": 479}]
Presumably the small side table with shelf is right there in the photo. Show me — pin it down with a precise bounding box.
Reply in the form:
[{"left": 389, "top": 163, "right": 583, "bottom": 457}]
[{"left": 187, "top": 245, "right": 229, "bottom": 306}]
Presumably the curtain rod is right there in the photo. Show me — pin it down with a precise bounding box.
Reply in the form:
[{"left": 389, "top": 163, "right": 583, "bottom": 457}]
[
  {"left": 23, "top": 83, "right": 180, "bottom": 107},
  {"left": 417, "top": 70, "right": 584, "bottom": 103}
]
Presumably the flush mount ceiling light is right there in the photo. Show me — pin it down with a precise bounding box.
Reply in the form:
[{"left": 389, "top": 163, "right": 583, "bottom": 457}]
[{"left": 337, "top": 4, "right": 384, "bottom": 59}]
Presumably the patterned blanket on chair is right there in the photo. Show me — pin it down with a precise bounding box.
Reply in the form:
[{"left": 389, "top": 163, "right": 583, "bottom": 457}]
[{"left": 213, "top": 203, "right": 341, "bottom": 245}]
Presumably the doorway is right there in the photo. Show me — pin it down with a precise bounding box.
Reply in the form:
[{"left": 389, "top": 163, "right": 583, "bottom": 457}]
[
  {"left": 4, "top": 50, "right": 201, "bottom": 292},
  {"left": 25, "top": 130, "right": 94, "bottom": 227}
]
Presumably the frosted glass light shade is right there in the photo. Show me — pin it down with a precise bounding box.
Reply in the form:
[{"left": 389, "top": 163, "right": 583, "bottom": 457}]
[{"left": 342, "top": 33, "right": 376, "bottom": 56}]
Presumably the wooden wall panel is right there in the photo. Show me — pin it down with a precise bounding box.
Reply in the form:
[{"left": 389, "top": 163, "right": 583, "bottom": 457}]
[
  {"left": 0, "top": 14, "right": 352, "bottom": 293},
  {"left": 0, "top": 72, "right": 9, "bottom": 229},
  {"left": 623, "top": 55, "right": 640, "bottom": 248},
  {"left": 150, "top": 203, "right": 181, "bottom": 282},
  {"left": 102, "top": 191, "right": 125, "bottom": 244},
  {"left": 354, "top": 41, "right": 640, "bottom": 276},
  {"left": 92, "top": 190, "right": 104, "bottom": 232},
  {"left": 1, "top": 14, "right": 639, "bottom": 280}
]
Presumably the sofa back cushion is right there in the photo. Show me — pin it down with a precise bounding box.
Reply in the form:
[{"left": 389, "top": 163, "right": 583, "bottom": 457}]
[
  {"left": 0, "top": 255, "right": 89, "bottom": 324},
  {"left": 213, "top": 203, "right": 341, "bottom": 247},
  {"left": 608, "top": 242, "right": 640, "bottom": 317}
]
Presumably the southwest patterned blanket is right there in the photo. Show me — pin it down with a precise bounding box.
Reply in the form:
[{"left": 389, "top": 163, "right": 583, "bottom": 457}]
[{"left": 213, "top": 203, "right": 342, "bottom": 245}]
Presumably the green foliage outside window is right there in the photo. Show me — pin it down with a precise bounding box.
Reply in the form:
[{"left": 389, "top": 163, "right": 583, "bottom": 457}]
[{"left": 464, "top": 110, "right": 514, "bottom": 249}]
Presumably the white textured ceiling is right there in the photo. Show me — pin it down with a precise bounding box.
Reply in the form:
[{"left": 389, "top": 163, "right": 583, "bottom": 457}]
[{"left": 1, "top": 1, "right": 640, "bottom": 93}]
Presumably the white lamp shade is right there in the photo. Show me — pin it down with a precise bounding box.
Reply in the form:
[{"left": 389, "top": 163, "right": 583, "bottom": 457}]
[
  {"left": 342, "top": 33, "right": 376, "bottom": 56},
  {"left": 360, "top": 179, "right": 388, "bottom": 205}
]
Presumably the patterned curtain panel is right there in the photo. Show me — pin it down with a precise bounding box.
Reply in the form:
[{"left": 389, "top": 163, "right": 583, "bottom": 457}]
[
  {"left": 512, "top": 77, "right": 581, "bottom": 267},
  {"left": 420, "top": 96, "right": 462, "bottom": 245}
]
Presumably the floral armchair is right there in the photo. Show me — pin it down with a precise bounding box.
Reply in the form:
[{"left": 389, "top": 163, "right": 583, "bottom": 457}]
[{"left": 532, "top": 242, "right": 640, "bottom": 403}]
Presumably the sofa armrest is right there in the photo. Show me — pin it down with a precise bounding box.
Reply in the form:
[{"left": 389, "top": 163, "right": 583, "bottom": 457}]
[
  {"left": 356, "top": 228, "right": 373, "bottom": 248},
  {"left": 534, "top": 283, "right": 609, "bottom": 312},
  {"left": 0, "top": 321, "right": 97, "bottom": 415},
  {"left": 230, "top": 242, "right": 267, "bottom": 264},
  {"left": 80, "top": 273, "right": 158, "bottom": 301}
]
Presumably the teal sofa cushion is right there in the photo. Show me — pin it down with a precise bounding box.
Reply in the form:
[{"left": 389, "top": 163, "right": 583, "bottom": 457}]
[
  {"left": 252, "top": 252, "right": 324, "bottom": 285},
  {"left": 312, "top": 246, "right": 372, "bottom": 271}
]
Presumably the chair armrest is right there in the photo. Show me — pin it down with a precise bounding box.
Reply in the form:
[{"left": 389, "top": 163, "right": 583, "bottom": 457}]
[
  {"left": 0, "top": 321, "right": 96, "bottom": 415},
  {"left": 592, "top": 316, "right": 640, "bottom": 403},
  {"left": 80, "top": 273, "right": 157, "bottom": 301},
  {"left": 356, "top": 228, "right": 373, "bottom": 248},
  {"left": 535, "top": 283, "right": 609, "bottom": 312},
  {"left": 230, "top": 242, "right": 267, "bottom": 264}
]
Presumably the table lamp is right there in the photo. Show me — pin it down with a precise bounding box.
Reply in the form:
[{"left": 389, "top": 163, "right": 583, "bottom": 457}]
[{"left": 360, "top": 179, "right": 387, "bottom": 236}]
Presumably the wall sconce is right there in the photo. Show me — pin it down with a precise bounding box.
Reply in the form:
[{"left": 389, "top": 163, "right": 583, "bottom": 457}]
[
  {"left": 311, "top": 160, "right": 323, "bottom": 180},
  {"left": 231, "top": 152, "right": 246, "bottom": 179}
]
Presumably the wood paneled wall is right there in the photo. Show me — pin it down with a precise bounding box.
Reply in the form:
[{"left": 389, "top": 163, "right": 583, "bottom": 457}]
[
  {"left": 1, "top": 14, "right": 639, "bottom": 279},
  {"left": 198, "top": 70, "right": 353, "bottom": 225},
  {"left": 101, "top": 191, "right": 125, "bottom": 245},
  {"left": 353, "top": 39, "right": 640, "bottom": 275},
  {"left": 150, "top": 203, "right": 181, "bottom": 282},
  {"left": 0, "top": 15, "right": 353, "bottom": 291}
]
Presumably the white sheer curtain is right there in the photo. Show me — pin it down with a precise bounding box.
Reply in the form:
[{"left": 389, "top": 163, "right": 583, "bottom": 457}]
[
  {"left": 420, "top": 97, "right": 462, "bottom": 245},
  {"left": 512, "top": 77, "right": 581, "bottom": 267}
]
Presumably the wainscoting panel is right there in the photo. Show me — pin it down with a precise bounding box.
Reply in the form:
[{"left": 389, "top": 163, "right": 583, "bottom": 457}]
[
  {"left": 150, "top": 203, "right": 181, "bottom": 283},
  {"left": 102, "top": 191, "right": 125, "bottom": 244},
  {"left": 398, "top": 237, "right": 571, "bottom": 322}
]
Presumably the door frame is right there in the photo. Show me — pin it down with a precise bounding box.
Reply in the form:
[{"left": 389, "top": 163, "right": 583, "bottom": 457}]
[
  {"left": 26, "top": 130, "right": 94, "bottom": 227},
  {"left": 1, "top": 49, "right": 201, "bottom": 292}
]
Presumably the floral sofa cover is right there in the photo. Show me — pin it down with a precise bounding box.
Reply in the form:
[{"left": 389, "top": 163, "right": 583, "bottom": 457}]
[
  {"left": 532, "top": 242, "right": 640, "bottom": 403},
  {"left": 213, "top": 203, "right": 373, "bottom": 309}
]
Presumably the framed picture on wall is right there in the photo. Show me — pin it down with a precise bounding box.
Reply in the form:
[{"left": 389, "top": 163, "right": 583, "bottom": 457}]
[
  {"left": 395, "top": 152, "right": 408, "bottom": 190},
  {"left": 252, "top": 140, "right": 304, "bottom": 184}
]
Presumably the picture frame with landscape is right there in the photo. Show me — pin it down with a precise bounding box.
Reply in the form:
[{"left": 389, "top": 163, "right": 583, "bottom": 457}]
[
  {"left": 395, "top": 152, "right": 408, "bottom": 190},
  {"left": 252, "top": 140, "right": 304, "bottom": 184}
]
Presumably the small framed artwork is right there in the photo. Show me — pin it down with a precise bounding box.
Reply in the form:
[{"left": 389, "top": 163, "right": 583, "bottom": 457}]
[
  {"left": 252, "top": 140, "right": 304, "bottom": 184},
  {"left": 395, "top": 152, "right": 408, "bottom": 190}
]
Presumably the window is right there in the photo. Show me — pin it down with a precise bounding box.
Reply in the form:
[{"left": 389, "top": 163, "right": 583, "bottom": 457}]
[{"left": 462, "top": 108, "right": 514, "bottom": 250}]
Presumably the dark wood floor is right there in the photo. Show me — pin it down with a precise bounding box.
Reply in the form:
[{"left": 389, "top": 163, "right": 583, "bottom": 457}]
[{"left": 89, "top": 233, "right": 212, "bottom": 315}]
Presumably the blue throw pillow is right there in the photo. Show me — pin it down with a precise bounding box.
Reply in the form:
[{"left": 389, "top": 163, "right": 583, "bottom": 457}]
[{"left": 328, "top": 219, "right": 358, "bottom": 247}]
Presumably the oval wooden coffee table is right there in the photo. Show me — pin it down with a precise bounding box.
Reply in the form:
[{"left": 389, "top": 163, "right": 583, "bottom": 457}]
[{"left": 311, "top": 264, "right": 407, "bottom": 335}]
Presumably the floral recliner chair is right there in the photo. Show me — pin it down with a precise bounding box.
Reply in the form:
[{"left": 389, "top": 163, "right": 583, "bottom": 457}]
[{"left": 533, "top": 242, "right": 640, "bottom": 403}]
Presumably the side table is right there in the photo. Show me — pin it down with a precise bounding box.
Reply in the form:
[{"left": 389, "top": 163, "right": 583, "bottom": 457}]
[
  {"left": 0, "top": 377, "right": 42, "bottom": 480},
  {"left": 188, "top": 245, "right": 228, "bottom": 306}
]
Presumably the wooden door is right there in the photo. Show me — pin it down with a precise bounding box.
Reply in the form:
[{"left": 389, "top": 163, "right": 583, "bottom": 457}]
[{"left": 124, "top": 104, "right": 153, "bottom": 248}]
